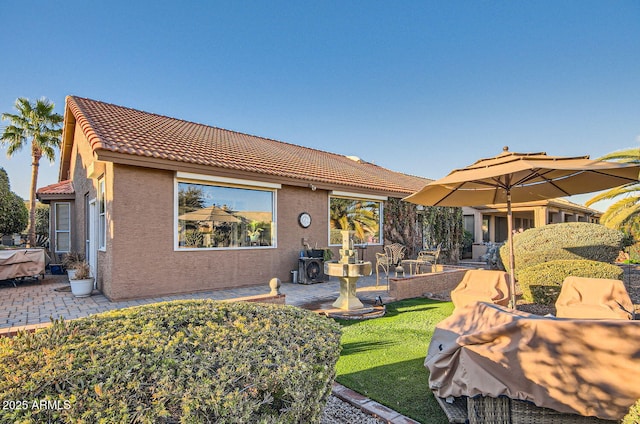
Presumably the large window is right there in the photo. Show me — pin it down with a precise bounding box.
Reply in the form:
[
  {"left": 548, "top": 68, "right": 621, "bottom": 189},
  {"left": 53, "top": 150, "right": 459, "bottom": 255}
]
[
  {"left": 329, "top": 196, "right": 382, "bottom": 245},
  {"left": 55, "top": 203, "right": 70, "bottom": 253},
  {"left": 177, "top": 181, "right": 275, "bottom": 249}
]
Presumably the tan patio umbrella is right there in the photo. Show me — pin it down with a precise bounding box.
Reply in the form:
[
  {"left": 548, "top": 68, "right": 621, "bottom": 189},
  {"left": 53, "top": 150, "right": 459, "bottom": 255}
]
[
  {"left": 178, "top": 205, "right": 241, "bottom": 223},
  {"left": 404, "top": 146, "right": 640, "bottom": 308}
]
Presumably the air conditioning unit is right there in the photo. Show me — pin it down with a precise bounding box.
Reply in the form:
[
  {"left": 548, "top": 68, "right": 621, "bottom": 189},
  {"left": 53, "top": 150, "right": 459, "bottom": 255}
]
[{"left": 298, "top": 257, "right": 326, "bottom": 284}]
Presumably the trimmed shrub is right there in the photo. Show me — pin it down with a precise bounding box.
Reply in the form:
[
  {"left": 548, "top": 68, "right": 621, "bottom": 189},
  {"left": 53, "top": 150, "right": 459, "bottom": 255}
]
[
  {"left": 0, "top": 300, "right": 341, "bottom": 423},
  {"left": 500, "top": 223, "right": 625, "bottom": 276},
  {"left": 518, "top": 259, "right": 624, "bottom": 304},
  {"left": 623, "top": 399, "right": 640, "bottom": 424}
]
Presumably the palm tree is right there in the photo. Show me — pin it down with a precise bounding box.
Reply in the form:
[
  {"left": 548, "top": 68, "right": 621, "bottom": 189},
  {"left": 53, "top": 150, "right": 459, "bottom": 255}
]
[
  {"left": 585, "top": 147, "right": 640, "bottom": 235},
  {"left": 1, "top": 97, "right": 63, "bottom": 247}
]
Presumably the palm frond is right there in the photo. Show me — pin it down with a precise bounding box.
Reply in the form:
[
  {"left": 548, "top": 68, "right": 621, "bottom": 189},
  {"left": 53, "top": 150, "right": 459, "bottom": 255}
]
[
  {"left": 602, "top": 203, "right": 640, "bottom": 229},
  {"left": 585, "top": 183, "right": 639, "bottom": 206},
  {"left": 600, "top": 196, "right": 640, "bottom": 228},
  {"left": 599, "top": 147, "right": 640, "bottom": 163}
]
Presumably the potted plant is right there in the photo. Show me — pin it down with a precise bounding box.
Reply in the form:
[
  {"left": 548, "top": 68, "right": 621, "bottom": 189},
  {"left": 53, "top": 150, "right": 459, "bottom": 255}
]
[
  {"left": 69, "top": 261, "right": 94, "bottom": 297},
  {"left": 62, "top": 251, "right": 85, "bottom": 279}
]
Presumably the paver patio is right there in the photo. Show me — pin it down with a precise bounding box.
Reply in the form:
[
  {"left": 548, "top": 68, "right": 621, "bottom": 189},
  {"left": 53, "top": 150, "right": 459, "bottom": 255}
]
[{"left": 0, "top": 273, "right": 395, "bottom": 333}]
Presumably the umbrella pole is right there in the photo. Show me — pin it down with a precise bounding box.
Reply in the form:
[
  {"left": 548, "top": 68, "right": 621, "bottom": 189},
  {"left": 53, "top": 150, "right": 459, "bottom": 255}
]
[{"left": 507, "top": 192, "right": 517, "bottom": 309}]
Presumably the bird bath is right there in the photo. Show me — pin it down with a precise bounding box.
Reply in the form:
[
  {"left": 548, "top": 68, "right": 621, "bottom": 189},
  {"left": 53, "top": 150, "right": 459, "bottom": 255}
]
[{"left": 324, "top": 230, "right": 373, "bottom": 311}]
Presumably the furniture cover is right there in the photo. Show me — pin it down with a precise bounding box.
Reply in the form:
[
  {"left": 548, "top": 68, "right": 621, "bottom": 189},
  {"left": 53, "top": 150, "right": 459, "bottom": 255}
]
[
  {"left": 426, "top": 302, "right": 640, "bottom": 420},
  {"left": 450, "top": 269, "right": 510, "bottom": 309},
  {"left": 0, "top": 249, "right": 46, "bottom": 281},
  {"left": 555, "top": 276, "right": 633, "bottom": 320}
]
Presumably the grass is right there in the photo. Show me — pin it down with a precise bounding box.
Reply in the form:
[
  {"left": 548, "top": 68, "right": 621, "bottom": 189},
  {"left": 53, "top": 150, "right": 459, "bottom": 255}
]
[{"left": 334, "top": 298, "right": 454, "bottom": 424}]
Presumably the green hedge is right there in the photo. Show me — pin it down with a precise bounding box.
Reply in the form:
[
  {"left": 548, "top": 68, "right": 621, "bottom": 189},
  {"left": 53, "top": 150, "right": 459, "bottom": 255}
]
[
  {"left": 0, "top": 300, "right": 342, "bottom": 423},
  {"left": 518, "top": 259, "right": 624, "bottom": 304},
  {"left": 623, "top": 399, "right": 640, "bottom": 424},
  {"left": 500, "top": 223, "right": 625, "bottom": 276}
]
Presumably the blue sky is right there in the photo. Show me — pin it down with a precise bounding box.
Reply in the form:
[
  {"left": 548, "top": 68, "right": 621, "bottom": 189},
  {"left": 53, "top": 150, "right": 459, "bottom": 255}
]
[{"left": 1, "top": 0, "right": 638, "bottom": 211}]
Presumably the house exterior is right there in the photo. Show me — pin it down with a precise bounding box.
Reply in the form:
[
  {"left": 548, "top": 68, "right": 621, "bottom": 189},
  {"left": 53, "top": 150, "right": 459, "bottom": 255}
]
[
  {"left": 37, "top": 96, "right": 429, "bottom": 300},
  {"left": 462, "top": 199, "right": 602, "bottom": 259}
]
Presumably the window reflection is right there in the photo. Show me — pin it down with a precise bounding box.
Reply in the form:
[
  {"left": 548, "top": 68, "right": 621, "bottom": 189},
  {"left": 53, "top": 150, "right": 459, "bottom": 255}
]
[
  {"left": 177, "top": 182, "right": 275, "bottom": 249},
  {"left": 329, "top": 197, "right": 381, "bottom": 245}
]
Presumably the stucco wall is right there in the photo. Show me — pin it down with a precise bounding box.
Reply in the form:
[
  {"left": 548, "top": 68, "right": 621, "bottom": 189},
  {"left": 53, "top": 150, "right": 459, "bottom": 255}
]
[
  {"left": 68, "top": 123, "right": 96, "bottom": 254},
  {"left": 104, "top": 165, "right": 334, "bottom": 300}
]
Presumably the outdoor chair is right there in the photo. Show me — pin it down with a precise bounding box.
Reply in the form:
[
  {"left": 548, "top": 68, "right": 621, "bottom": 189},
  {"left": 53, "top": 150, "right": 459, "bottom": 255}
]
[
  {"left": 415, "top": 243, "right": 442, "bottom": 273},
  {"left": 450, "top": 269, "right": 510, "bottom": 309},
  {"left": 375, "top": 243, "right": 406, "bottom": 287},
  {"left": 555, "top": 276, "right": 634, "bottom": 320}
]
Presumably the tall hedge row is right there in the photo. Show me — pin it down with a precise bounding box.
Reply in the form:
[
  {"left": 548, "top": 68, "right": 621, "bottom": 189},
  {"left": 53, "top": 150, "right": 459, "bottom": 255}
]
[
  {"left": 0, "top": 300, "right": 342, "bottom": 423},
  {"left": 499, "top": 222, "right": 625, "bottom": 277}
]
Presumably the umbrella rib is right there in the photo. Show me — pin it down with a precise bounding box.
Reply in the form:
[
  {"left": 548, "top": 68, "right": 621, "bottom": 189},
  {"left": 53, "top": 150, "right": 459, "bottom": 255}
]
[
  {"left": 434, "top": 182, "right": 467, "bottom": 205},
  {"left": 589, "top": 169, "right": 640, "bottom": 183},
  {"left": 512, "top": 169, "right": 573, "bottom": 196}
]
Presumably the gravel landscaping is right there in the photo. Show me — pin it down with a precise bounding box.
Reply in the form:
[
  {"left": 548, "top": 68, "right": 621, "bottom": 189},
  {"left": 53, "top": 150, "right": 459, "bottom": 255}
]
[{"left": 321, "top": 395, "right": 385, "bottom": 424}]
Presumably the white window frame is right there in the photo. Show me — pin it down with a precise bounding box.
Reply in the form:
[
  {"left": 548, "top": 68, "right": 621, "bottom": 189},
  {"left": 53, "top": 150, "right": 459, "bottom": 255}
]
[
  {"left": 54, "top": 202, "right": 71, "bottom": 254},
  {"left": 328, "top": 191, "right": 386, "bottom": 247},
  {"left": 98, "top": 178, "right": 106, "bottom": 251},
  {"left": 174, "top": 172, "right": 280, "bottom": 251}
]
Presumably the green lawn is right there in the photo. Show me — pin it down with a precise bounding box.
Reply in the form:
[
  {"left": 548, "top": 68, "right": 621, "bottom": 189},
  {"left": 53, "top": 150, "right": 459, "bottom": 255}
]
[{"left": 334, "top": 298, "right": 454, "bottom": 424}]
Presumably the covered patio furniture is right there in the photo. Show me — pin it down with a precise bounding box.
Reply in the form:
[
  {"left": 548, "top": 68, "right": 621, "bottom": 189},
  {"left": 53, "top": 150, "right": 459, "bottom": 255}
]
[
  {"left": 0, "top": 249, "right": 46, "bottom": 285},
  {"left": 426, "top": 302, "right": 640, "bottom": 422},
  {"left": 375, "top": 243, "right": 406, "bottom": 287},
  {"left": 450, "top": 269, "right": 510, "bottom": 309},
  {"left": 555, "top": 276, "right": 634, "bottom": 320}
]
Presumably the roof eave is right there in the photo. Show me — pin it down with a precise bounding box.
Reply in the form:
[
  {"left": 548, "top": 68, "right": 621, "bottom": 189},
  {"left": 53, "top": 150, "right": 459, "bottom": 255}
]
[
  {"left": 58, "top": 98, "right": 77, "bottom": 181},
  {"left": 95, "top": 149, "right": 417, "bottom": 198}
]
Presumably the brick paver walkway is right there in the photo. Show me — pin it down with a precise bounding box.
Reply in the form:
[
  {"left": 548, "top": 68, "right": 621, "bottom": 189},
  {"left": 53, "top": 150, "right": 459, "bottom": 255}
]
[{"left": 0, "top": 273, "right": 395, "bottom": 332}]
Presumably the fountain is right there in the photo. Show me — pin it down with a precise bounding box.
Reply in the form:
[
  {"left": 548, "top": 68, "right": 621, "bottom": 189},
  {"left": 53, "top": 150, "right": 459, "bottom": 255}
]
[{"left": 324, "top": 230, "right": 377, "bottom": 315}]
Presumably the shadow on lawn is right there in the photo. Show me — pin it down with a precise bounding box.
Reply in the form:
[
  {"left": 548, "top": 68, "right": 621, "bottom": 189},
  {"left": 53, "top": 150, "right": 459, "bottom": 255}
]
[
  {"left": 340, "top": 340, "right": 395, "bottom": 355},
  {"left": 337, "top": 357, "right": 448, "bottom": 424}
]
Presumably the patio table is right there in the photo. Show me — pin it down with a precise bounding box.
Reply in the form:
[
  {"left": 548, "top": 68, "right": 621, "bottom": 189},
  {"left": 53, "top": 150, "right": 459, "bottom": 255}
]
[{"left": 400, "top": 259, "right": 430, "bottom": 275}]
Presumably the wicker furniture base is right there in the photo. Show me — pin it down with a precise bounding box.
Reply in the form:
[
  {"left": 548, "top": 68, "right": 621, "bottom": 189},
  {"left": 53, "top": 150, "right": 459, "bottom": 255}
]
[
  {"left": 466, "top": 396, "right": 618, "bottom": 424},
  {"left": 433, "top": 393, "right": 467, "bottom": 423},
  {"left": 467, "top": 396, "right": 510, "bottom": 424}
]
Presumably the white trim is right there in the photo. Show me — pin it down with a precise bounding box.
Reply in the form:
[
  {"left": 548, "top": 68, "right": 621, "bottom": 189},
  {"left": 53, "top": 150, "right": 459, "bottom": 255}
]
[
  {"left": 177, "top": 172, "right": 281, "bottom": 190},
  {"left": 88, "top": 199, "right": 97, "bottom": 282},
  {"left": 330, "top": 190, "right": 388, "bottom": 201}
]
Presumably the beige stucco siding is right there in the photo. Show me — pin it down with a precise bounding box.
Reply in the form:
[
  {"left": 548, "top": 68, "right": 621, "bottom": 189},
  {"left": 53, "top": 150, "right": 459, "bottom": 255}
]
[
  {"left": 68, "top": 124, "right": 96, "bottom": 254},
  {"left": 104, "top": 164, "right": 332, "bottom": 300}
]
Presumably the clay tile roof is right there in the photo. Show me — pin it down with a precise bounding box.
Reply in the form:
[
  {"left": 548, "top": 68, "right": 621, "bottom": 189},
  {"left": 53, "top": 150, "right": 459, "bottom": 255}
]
[
  {"left": 37, "top": 180, "right": 74, "bottom": 196},
  {"left": 66, "top": 96, "right": 430, "bottom": 195}
]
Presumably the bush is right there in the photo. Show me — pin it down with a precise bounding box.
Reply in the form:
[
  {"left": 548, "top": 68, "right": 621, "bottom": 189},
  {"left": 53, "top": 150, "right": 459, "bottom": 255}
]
[
  {"left": 0, "top": 300, "right": 341, "bottom": 423},
  {"left": 500, "top": 223, "right": 625, "bottom": 276},
  {"left": 623, "top": 398, "right": 640, "bottom": 424},
  {"left": 518, "top": 259, "right": 624, "bottom": 304}
]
